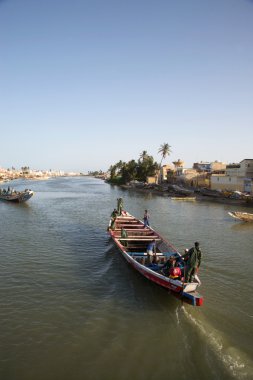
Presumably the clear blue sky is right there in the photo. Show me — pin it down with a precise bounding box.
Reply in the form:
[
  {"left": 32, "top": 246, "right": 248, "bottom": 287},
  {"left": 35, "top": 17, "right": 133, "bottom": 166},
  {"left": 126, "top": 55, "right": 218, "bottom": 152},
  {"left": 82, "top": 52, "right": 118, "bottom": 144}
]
[{"left": 0, "top": 0, "right": 252, "bottom": 172}]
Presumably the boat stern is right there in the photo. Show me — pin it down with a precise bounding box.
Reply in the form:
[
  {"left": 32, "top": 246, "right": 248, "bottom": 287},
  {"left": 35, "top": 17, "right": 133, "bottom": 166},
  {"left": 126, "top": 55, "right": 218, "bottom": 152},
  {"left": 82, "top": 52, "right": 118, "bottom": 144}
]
[{"left": 182, "top": 290, "right": 204, "bottom": 306}]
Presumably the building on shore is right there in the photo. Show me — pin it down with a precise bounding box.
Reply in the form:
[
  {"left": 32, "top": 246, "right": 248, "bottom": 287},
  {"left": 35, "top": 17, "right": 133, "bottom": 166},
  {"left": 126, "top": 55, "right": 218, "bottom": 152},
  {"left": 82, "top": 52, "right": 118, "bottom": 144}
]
[
  {"left": 210, "top": 159, "right": 253, "bottom": 194},
  {"left": 148, "top": 159, "right": 253, "bottom": 195}
]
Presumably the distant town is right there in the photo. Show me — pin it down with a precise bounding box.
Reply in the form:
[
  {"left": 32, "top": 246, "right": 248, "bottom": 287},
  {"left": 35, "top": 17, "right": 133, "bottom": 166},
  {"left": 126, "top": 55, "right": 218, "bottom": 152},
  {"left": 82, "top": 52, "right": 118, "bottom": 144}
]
[{"left": 0, "top": 166, "right": 85, "bottom": 183}]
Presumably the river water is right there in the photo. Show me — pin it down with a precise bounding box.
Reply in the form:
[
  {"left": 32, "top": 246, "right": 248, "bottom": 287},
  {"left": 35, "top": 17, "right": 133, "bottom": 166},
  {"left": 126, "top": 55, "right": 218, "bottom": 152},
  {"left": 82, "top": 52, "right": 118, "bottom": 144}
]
[{"left": 0, "top": 177, "right": 252, "bottom": 380}]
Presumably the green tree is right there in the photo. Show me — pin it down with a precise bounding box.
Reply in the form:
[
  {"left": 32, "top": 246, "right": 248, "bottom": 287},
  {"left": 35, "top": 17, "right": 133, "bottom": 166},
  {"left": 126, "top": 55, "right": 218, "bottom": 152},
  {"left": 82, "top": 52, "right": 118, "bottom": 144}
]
[
  {"left": 121, "top": 160, "right": 138, "bottom": 183},
  {"left": 108, "top": 151, "right": 160, "bottom": 185},
  {"left": 109, "top": 164, "right": 117, "bottom": 180},
  {"left": 137, "top": 155, "right": 158, "bottom": 182}
]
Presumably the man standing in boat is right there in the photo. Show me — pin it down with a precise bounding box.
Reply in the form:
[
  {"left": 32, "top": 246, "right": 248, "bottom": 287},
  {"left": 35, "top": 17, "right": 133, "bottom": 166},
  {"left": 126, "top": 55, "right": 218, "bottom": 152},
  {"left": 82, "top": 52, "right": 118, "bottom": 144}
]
[
  {"left": 182, "top": 242, "right": 202, "bottom": 283},
  {"left": 143, "top": 209, "right": 150, "bottom": 228},
  {"left": 117, "top": 198, "right": 123, "bottom": 216}
]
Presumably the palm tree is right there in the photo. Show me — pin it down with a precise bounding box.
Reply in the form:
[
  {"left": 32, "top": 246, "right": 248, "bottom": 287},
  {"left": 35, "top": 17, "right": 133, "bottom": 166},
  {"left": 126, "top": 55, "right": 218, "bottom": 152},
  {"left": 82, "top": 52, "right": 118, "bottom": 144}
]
[
  {"left": 139, "top": 150, "right": 148, "bottom": 161},
  {"left": 158, "top": 143, "right": 172, "bottom": 168},
  {"left": 158, "top": 143, "right": 172, "bottom": 184}
]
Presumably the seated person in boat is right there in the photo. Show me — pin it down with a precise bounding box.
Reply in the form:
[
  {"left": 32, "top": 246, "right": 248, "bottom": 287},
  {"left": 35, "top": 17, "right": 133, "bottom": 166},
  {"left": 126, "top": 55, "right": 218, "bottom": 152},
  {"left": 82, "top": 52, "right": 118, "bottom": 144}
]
[
  {"left": 147, "top": 239, "right": 156, "bottom": 256},
  {"left": 161, "top": 256, "right": 176, "bottom": 275},
  {"left": 109, "top": 209, "right": 118, "bottom": 230},
  {"left": 111, "top": 209, "right": 118, "bottom": 218},
  {"left": 146, "top": 239, "right": 157, "bottom": 264},
  {"left": 160, "top": 255, "right": 183, "bottom": 279}
]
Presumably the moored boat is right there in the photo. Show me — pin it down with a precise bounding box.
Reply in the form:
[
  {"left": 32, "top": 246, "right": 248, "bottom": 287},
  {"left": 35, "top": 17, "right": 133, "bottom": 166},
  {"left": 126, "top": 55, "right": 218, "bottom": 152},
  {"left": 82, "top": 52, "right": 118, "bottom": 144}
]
[
  {"left": 228, "top": 211, "right": 253, "bottom": 222},
  {"left": 108, "top": 208, "right": 203, "bottom": 306},
  {"left": 171, "top": 197, "right": 196, "bottom": 201},
  {"left": 0, "top": 188, "right": 34, "bottom": 203}
]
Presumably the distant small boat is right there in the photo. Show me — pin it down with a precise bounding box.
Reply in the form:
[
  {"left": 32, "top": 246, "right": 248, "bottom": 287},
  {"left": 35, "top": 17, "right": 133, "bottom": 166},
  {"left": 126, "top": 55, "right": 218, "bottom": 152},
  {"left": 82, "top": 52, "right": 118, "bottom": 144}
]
[
  {"left": 197, "top": 188, "right": 222, "bottom": 198},
  {"left": 0, "top": 189, "right": 34, "bottom": 203},
  {"left": 168, "top": 184, "right": 194, "bottom": 196},
  {"left": 171, "top": 197, "right": 196, "bottom": 201},
  {"left": 228, "top": 211, "right": 253, "bottom": 222}
]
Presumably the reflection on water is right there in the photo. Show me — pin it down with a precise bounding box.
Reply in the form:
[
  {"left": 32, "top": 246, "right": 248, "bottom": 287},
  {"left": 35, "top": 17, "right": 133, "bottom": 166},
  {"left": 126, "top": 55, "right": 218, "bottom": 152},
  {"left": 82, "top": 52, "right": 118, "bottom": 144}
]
[
  {"left": 230, "top": 221, "right": 253, "bottom": 231},
  {"left": 0, "top": 177, "right": 252, "bottom": 380}
]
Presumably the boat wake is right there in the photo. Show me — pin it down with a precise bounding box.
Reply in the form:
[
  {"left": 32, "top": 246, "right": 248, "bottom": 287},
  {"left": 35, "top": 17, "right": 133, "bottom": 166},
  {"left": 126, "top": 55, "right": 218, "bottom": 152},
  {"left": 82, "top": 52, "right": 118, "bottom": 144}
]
[
  {"left": 175, "top": 306, "right": 181, "bottom": 325},
  {"left": 181, "top": 306, "right": 253, "bottom": 380}
]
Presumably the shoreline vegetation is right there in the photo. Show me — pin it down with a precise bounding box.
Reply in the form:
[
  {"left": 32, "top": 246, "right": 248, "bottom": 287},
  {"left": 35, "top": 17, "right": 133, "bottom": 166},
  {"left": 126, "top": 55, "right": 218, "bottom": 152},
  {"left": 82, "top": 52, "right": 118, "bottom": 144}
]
[{"left": 99, "top": 141, "right": 253, "bottom": 207}]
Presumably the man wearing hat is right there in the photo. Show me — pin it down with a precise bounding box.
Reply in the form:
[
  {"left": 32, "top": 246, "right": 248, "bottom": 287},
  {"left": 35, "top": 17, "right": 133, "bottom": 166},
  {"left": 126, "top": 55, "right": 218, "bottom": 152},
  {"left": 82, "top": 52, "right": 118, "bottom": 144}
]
[{"left": 182, "top": 242, "right": 202, "bottom": 283}]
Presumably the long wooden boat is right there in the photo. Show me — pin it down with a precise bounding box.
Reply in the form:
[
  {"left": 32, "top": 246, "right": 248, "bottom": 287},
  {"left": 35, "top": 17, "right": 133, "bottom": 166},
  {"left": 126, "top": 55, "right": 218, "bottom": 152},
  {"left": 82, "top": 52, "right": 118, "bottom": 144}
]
[
  {"left": 0, "top": 189, "right": 34, "bottom": 203},
  {"left": 108, "top": 210, "right": 203, "bottom": 306},
  {"left": 228, "top": 211, "right": 253, "bottom": 222},
  {"left": 171, "top": 197, "right": 196, "bottom": 201}
]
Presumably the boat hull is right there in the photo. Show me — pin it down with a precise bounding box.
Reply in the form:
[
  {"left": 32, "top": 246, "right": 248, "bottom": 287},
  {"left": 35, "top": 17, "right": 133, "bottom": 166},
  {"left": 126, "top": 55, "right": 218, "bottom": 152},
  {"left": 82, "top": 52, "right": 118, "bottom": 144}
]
[
  {"left": 0, "top": 190, "right": 34, "bottom": 203},
  {"left": 228, "top": 211, "right": 253, "bottom": 222},
  {"left": 171, "top": 197, "right": 196, "bottom": 201}
]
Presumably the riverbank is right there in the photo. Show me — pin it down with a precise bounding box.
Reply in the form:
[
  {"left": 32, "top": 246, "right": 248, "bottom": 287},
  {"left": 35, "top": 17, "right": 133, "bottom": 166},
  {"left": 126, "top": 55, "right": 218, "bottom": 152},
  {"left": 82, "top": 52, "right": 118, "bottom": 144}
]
[{"left": 117, "top": 182, "right": 253, "bottom": 207}]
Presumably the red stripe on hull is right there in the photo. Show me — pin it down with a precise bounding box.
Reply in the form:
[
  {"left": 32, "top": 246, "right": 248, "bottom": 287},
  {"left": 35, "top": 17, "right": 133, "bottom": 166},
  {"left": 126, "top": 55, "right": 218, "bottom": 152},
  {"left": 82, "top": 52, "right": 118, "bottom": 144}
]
[{"left": 132, "top": 261, "right": 183, "bottom": 293}]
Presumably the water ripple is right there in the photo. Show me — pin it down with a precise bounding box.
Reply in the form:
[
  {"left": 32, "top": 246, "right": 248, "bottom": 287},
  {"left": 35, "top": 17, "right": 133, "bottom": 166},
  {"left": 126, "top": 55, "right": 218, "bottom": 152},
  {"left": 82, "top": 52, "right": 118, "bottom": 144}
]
[{"left": 0, "top": 177, "right": 253, "bottom": 380}]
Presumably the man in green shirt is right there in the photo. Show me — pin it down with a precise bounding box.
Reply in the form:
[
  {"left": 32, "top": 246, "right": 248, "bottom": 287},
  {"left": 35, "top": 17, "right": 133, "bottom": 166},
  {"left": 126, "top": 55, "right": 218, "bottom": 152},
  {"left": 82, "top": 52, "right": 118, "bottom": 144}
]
[
  {"left": 183, "top": 242, "right": 202, "bottom": 283},
  {"left": 120, "top": 228, "right": 128, "bottom": 247}
]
